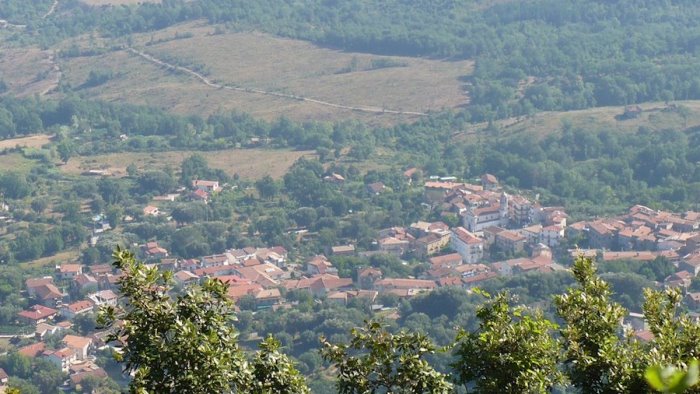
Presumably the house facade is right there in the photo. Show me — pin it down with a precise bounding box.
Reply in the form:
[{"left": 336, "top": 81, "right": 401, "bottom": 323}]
[{"left": 450, "top": 227, "right": 484, "bottom": 264}]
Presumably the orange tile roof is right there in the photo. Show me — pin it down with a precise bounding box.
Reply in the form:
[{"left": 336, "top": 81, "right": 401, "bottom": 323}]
[
  {"left": 63, "top": 335, "right": 92, "bottom": 350},
  {"left": 18, "top": 305, "right": 58, "bottom": 321},
  {"left": 18, "top": 342, "right": 46, "bottom": 357},
  {"left": 452, "top": 227, "right": 482, "bottom": 245},
  {"left": 429, "top": 253, "right": 463, "bottom": 267},
  {"left": 375, "top": 278, "right": 437, "bottom": 289},
  {"left": 26, "top": 277, "right": 53, "bottom": 289},
  {"left": 65, "top": 300, "right": 94, "bottom": 313}
]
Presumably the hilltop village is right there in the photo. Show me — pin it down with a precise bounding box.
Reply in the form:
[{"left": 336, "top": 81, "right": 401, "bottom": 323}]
[{"left": 4, "top": 170, "right": 700, "bottom": 389}]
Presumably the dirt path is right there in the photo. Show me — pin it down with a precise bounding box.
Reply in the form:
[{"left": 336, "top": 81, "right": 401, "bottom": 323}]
[
  {"left": 43, "top": 0, "right": 59, "bottom": 19},
  {"left": 40, "top": 50, "right": 62, "bottom": 96},
  {"left": 127, "top": 47, "right": 428, "bottom": 117}
]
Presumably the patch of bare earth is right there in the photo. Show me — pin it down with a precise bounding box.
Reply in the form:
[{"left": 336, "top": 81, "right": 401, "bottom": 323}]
[{"left": 0, "top": 134, "right": 53, "bottom": 149}]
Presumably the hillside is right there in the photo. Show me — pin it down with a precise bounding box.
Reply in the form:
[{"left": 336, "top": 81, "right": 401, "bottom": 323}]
[
  {"left": 3, "top": 1, "right": 700, "bottom": 393},
  {"left": 58, "top": 28, "right": 469, "bottom": 124},
  {"left": 451, "top": 100, "right": 700, "bottom": 141}
]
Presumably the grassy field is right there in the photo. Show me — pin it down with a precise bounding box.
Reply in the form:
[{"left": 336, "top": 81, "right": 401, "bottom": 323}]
[
  {"left": 58, "top": 22, "right": 472, "bottom": 125},
  {"left": 0, "top": 48, "right": 57, "bottom": 97},
  {"left": 61, "top": 148, "right": 315, "bottom": 179},
  {"left": 453, "top": 100, "right": 700, "bottom": 142},
  {"left": 0, "top": 153, "right": 39, "bottom": 174},
  {"left": 0, "top": 135, "right": 51, "bottom": 175},
  {"left": 20, "top": 248, "right": 81, "bottom": 270}
]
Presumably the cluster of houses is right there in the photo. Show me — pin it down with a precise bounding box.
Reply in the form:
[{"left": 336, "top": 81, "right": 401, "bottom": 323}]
[
  {"left": 15, "top": 171, "right": 700, "bottom": 386},
  {"left": 15, "top": 263, "right": 121, "bottom": 389},
  {"left": 565, "top": 205, "right": 700, "bottom": 292}
]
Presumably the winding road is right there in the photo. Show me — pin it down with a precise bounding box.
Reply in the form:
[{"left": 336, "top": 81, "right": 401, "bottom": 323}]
[{"left": 126, "top": 47, "right": 428, "bottom": 117}]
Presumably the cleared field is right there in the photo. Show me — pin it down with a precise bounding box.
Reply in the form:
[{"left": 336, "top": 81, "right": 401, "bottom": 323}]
[
  {"left": 58, "top": 22, "right": 472, "bottom": 125},
  {"left": 0, "top": 134, "right": 52, "bottom": 149},
  {"left": 61, "top": 148, "right": 315, "bottom": 179},
  {"left": 0, "top": 48, "right": 58, "bottom": 97}
]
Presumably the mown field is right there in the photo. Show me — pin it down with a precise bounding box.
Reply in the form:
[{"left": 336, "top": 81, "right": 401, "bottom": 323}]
[
  {"left": 61, "top": 148, "right": 316, "bottom": 179},
  {"left": 57, "top": 22, "right": 472, "bottom": 125}
]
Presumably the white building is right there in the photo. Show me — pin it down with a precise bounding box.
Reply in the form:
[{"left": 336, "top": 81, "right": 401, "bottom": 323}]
[
  {"left": 450, "top": 227, "right": 484, "bottom": 264},
  {"left": 463, "top": 193, "right": 509, "bottom": 232},
  {"left": 540, "top": 225, "right": 565, "bottom": 247}
]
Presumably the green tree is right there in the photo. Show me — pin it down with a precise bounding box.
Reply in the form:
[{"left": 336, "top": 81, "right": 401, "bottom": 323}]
[
  {"left": 0, "top": 172, "right": 30, "bottom": 199},
  {"left": 2, "top": 352, "right": 32, "bottom": 378},
  {"left": 56, "top": 139, "right": 76, "bottom": 163},
  {"left": 452, "top": 290, "right": 564, "bottom": 393},
  {"left": 320, "top": 320, "right": 452, "bottom": 394},
  {"left": 105, "top": 205, "right": 123, "bottom": 228},
  {"left": 6, "top": 379, "right": 39, "bottom": 394},
  {"left": 554, "top": 256, "right": 647, "bottom": 393},
  {"left": 180, "top": 154, "right": 211, "bottom": 186},
  {"left": 0, "top": 108, "right": 15, "bottom": 138},
  {"left": 30, "top": 198, "right": 48, "bottom": 213},
  {"left": 644, "top": 288, "right": 700, "bottom": 378},
  {"left": 98, "top": 247, "right": 251, "bottom": 393},
  {"left": 250, "top": 336, "right": 310, "bottom": 394},
  {"left": 98, "top": 248, "right": 310, "bottom": 393},
  {"left": 138, "top": 171, "right": 175, "bottom": 195},
  {"left": 31, "top": 359, "right": 66, "bottom": 394},
  {"left": 73, "top": 313, "right": 97, "bottom": 335},
  {"left": 98, "top": 178, "right": 127, "bottom": 205},
  {"left": 255, "top": 175, "right": 280, "bottom": 200}
]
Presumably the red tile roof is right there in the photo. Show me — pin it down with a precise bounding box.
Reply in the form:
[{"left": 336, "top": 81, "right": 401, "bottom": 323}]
[
  {"left": 429, "top": 253, "right": 463, "bottom": 267},
  {"left": 26, "top": 277, "right": 53, "bottom": 289},
  {"left": 18, "top": 342, "right": 46, "bottom": 358},
  {"left": 375, "top": 278, "right": 437, "bottom": 290},
  {"left": 35, "top": 284, "right": 64, "bottom": 301},
  {"left": 58, "top": 264, "right": 82, "bottom": 274},
  {"left": 63, "top": 335, "right": 92, "bottom": 350},
  {"left": 18, "top": 305, "right": 58, "bottom": 321},
  {"left": 310, "top": 275, "right": 353, "bottom": 292},
  {"left": 227, "top": 284, "right": 263, "bottom": 300},
  {"left": 452, "top": 227, "right": 482, "bottom": 245},
  {"left": 65, "top": 300, "right": 94, "bottom": 314}
]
